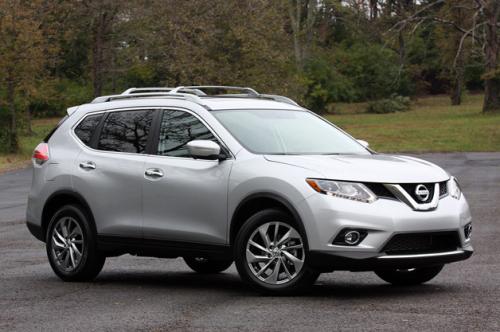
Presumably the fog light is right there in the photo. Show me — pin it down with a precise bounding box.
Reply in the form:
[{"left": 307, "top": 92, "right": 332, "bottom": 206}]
[
  {"left": 344, "top": 231, "right": 361, "bottom": 245},
  {"left": 464, "top": 223, "right": 472, "bottom": 240},
  {"left": 333, "top": 228, "right": 368, "bottom": 246}
]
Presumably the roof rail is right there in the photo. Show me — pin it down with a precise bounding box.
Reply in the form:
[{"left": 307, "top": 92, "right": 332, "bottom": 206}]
[
  {"left": 93, "top": 86, "right": 300, "bottom": 107},
  {"left": 169, "top": 85, "right": 299, "bottom": 106},
  {"left": 170, "top": 85, "right": 259, "bottom": 97},
  {"left": 121, "top": 87, "right": 174, "bottom": 95},
  {"left": 90, "top": 92, "right": 206, "bottom": 106},
  {"left": 259, "top": 94, "right": 299, "bottom": 106}
]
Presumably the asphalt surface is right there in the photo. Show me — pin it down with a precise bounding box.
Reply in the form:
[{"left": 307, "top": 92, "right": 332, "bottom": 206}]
[{"left": 1, "top": 153, "right": 499, "bottom": 331}]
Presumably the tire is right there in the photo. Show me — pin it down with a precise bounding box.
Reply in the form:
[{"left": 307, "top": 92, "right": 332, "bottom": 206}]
[
  {"left": 183, "top": 257, "right": 233, "bottom": 274},
  {"left": 375, "top": 265, "right": 444, "bottom": 286},
  {"left": 46, "top": 204, "right": 105, "bottom": 282},
  {"left": 234, "top": 208, "right": 320, "bottom": 295}
]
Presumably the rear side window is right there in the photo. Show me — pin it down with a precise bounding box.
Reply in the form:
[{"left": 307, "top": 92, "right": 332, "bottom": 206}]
[
  {"left": 44, "top": 115, "right": 69, "bottom": 142},
  {"left": 98, "top": 110, "right": 154, "bottom": 153},
  {"left": 74, "top": 114, "right": 103, "bottom": 146},
  {"left": 157, "top": 110, "right": 216, "bottom": 157}
]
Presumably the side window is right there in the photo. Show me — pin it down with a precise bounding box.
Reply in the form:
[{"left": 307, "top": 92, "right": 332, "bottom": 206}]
[
  {"left": 157, "top": 110, "right": 217, "bottom": 157},
  {"left": 74, "top": 114, "right": 102, "bottom": 146},
  {"left": 98, "top": 110, "right": 154, "bottom": 153}
]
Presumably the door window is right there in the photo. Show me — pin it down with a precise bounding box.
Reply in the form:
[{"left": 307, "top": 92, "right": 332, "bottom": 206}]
[
  {"left": 98, "top": 110, "right": 154, "bottom": 153},
  {"left": 157, "top": 110, "right": 217, "bottom": 157}
]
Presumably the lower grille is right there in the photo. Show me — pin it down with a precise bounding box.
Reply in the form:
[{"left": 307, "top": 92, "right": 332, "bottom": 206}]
[{"left": 382, "top": 231, "right": 460, "bottom": 255}]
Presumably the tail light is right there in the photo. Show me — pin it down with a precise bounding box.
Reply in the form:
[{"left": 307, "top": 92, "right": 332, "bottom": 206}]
[{"left": 32, "top": 143, "right": 49, "bottom": 165}]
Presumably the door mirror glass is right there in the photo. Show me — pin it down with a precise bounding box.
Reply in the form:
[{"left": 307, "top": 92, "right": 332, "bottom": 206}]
[
  {"left": 357, "top": 139, "right": 369, "bottom": 148},
  {"left": 187, "top": 140, "right": 221, "bottom": 160}
]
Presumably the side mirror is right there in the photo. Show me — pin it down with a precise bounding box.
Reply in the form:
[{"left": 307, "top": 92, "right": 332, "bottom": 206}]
[
  {"left": 187, "top": 140, "right": 222, "bottom": 160},
  {"left": 357, "top": 139, "right": 369, "bottom": 148}
]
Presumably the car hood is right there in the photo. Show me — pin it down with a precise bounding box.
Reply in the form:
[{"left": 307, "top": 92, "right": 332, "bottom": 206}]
[{"left": 264, "top": 154, "right": 449, "bottom": 183}]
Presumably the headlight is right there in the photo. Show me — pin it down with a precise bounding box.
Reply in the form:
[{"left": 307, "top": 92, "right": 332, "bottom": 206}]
[
  {"left": 449, "top": 176, "right": 462, "bottom": 200},
  {"left": 306, "top": 179, "right": 377, "bottom": 203}
]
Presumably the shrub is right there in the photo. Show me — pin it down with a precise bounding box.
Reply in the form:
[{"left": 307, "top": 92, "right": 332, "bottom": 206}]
[
  {"left": 0, "top": 108, "right": 11, "bottom": 153},
  {"left": 366, "top": 95, "right": 411, "bottom": 114},
  {"left": 303, "top": 57, "right": 357, "bottom": 113}
]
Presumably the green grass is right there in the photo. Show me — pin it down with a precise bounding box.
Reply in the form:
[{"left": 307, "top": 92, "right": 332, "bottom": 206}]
[
  {"left": 327, "top": 94, "right": 500, "bottom": 153},
  {"left": 0, "top": 94, "right": 499, "bottom": 172},
  {"left": 0, "top": 118, "right": 59, "bottom": 173}
]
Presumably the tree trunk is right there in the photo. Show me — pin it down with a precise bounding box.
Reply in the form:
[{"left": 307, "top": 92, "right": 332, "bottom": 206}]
[
  {"left": 450, "top": 77, "right": 463, "bottom": 105},
  {"left": 288, "top": 0, "right": 303, "bottom": 70},
  {"left": 91, "top": 11, "right": 107, "bottom": 97},
  {"left": 451, "top": 22, "right": 465, "bottom": 106},
  {"left": 26, "top": 106, "right": 33, "bottom": 136},
  {"left": 482, "top": 1, "right": 500, "bottom": 113},
  {"left": 7, "top": 78, "right": 18, "bottom": 153},
  {"left": 370, "top": 0, "right": 378, "bottom": 20},
  {"left": 287, "top": 0, "right": 317, "bottom": 70}
]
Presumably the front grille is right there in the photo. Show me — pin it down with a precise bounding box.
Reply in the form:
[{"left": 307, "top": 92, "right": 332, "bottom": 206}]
[
  {"left": 382, "top": 231, "right": 460, "bottom": 255},
  {"left": 400, "top": 183, "right": 435, "bottom": 203},
  {"left": 364, "top": 183, "right": 396, "bottom": 199}
]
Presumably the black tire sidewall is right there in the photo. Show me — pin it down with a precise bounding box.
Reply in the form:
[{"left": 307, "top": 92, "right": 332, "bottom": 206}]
[
  {"left": 183, "top": 257, "right": 233, "bottom": 274},
  {"left": 234, "top": 208, "right": 319, "bottom": 295},
  {"left": 46, "top": 204, "right": 102, "bottom": 281},
  {"left": 375, "top": 265, "right": 444, "bottom": 285}
]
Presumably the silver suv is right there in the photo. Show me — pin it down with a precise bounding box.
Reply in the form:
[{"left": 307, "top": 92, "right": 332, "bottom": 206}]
[{"left": 27, "top": 86, "right": 473, "bottom": 294}]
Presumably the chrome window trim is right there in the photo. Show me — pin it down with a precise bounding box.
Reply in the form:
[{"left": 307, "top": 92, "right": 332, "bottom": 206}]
[
  {"left": 70, "top": 106, "right": 235, "bottom": 160},
  {"left": 154, "top": 108, "right": 234, "bottom": 160}
]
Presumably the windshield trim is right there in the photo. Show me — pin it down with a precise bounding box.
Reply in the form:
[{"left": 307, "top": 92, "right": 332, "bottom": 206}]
[{"left": 212, "top": 108, "right": 372, "bottom": 156}]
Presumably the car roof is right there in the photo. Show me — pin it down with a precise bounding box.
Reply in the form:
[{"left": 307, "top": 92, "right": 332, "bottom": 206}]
[{"left": 69, "top": 96, "right": 304, "bottom": 119}]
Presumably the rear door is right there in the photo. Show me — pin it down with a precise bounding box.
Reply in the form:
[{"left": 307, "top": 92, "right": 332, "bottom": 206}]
[
  {"left": 142, "top": 109, "right": 233, "bottom": 244},
  {"left": 73, "top": 109, "right": 155, "bottom": 237}
]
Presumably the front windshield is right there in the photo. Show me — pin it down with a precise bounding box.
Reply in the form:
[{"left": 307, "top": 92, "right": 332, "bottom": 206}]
[{"left": 212, "top": 109, "right": 370, "bottom": 155}]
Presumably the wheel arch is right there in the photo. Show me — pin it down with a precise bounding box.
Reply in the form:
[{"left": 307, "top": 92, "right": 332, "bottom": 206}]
[
  {"left": 229, "top": 192, "right": 308, "bottom": 248},
  {"left": 41, "top": 189, "right": 96, "bottom": 241}
]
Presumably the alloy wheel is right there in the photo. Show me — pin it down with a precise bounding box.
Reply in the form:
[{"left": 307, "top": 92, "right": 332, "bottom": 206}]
[
  {"left": 51, "top": 217, "right": 84, "bottom": 272},
  {"left": 246, "top": 222, "right": 305, "bottom": 285}
]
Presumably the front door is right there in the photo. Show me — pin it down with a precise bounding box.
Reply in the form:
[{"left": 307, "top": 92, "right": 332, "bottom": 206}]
[{"left": 142, "top": 109, "right": 233, "bottom": 244}]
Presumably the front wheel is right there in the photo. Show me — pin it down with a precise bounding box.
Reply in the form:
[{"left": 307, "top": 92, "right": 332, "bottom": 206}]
[
  {"left": 183, "top": 257, "right": 233, "bottom": 274},
  {"left": 234, "top": 209, "right": 319, "bottom": 295},
  {"left": 375, "top": 265, "right": 444, "bottom": 285}
]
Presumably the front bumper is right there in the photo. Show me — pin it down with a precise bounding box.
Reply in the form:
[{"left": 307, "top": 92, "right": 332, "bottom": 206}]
[
  {"left": 309, "top": 247, "right": 473, "bottom": 272},
  {"left": 296, "top": 188, "right": 473, "bottom": 272},
  {"left": 298, "top": 190, "right": 472, "bottom": 250}
]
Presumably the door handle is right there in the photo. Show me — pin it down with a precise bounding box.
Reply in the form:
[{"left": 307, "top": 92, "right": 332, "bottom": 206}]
[
  {"left": 79, "top": 161, "right": 96, "bottom": 170},
  {"left": 145, "top": 168, "right": 164, "bottom": 178}
]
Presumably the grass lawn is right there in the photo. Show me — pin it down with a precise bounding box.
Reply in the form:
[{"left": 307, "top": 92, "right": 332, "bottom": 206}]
[
  {"left": 328, "top": 94, "right": 500, "bottom": 153},
  {"left": 0, "top": 94, "right": 499, "bottom": 173}
]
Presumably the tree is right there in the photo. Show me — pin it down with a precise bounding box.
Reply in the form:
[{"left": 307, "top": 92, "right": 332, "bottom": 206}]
[
  {"left": 478, "top": 0, "right": 500, "bottom": 112},
  {"left": 389, "top": 0, "right": 500, "bottom": 111},
  {"left": 0, "top": 0, "right": 47, "bottom": 152},
  {"left": 286, "top": 0, "right": 319, "bottom": 70},
  {"left": 81, "top": 0, "right": 119, "bottom": 97},
  {"left": 434, "top": 0, "right": 474, "bottom": 105}
]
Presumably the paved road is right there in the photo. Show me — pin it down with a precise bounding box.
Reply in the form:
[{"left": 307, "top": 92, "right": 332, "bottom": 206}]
[{"left": 1, "top": 153, "right": 499, "bottom": 331}]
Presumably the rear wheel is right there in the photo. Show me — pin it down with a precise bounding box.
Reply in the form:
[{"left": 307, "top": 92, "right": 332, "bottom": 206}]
[
  {"left": 183, "top": 257, "right": 233, "bottom": 274},
  {"left": 375, "top": 265, "right": 444, "bottom": 285},
  {"left": 46, "top": 205, "right": 105, "bottom": 281},
  {"left": 234, "top": 209, "right": 319, "bottom": 295}
]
